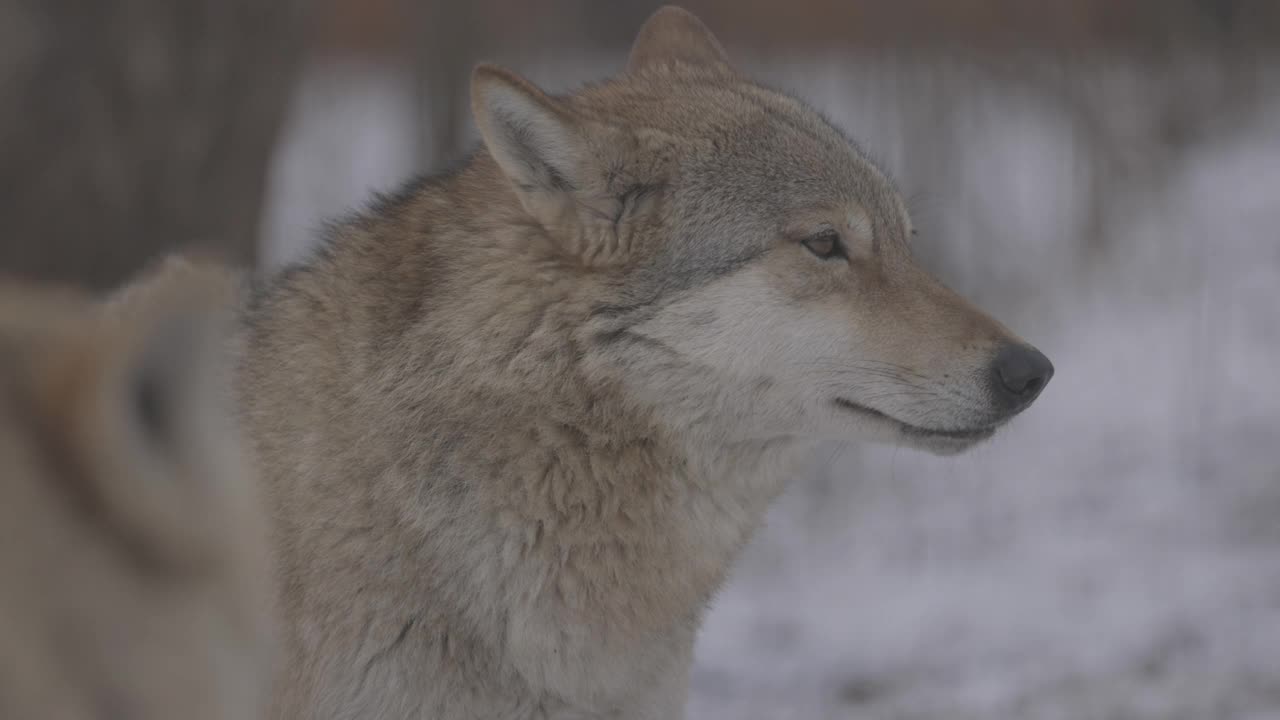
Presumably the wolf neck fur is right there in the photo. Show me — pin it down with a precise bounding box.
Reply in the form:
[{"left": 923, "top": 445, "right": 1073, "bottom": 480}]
[{"left": 304, "top": 158, "right": 809, "bottom": 626}]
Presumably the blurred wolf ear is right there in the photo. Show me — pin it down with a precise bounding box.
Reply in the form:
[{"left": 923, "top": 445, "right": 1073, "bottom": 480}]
[
  {"left": 94, "top": 260, "right": 238, "bottom": 460},
  {"left": 627, "top": 6, "right": 732, "bottom": 74},
  {"left": 68, "top": 263, "right": 240, "bottom": 565}
]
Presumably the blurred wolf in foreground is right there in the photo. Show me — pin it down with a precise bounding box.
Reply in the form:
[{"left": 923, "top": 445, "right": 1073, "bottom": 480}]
[
  {"left": 240, "top": 6, "right": 1054, "bottom": 718},
  {"left": 0, "top": 261, "right": 271, "bottom": 719}
]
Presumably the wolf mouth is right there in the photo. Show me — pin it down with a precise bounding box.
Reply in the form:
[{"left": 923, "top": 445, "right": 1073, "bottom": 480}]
[{"left": 832, "top": 398, "right": 997, "bottom": 441}]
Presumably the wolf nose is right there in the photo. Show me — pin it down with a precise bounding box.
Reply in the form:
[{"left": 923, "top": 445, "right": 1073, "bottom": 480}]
[{"left": 990, "top": 343, "right": 1053, "bottom": 409}]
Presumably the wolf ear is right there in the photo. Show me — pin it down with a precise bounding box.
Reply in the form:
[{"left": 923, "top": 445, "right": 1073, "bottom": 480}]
[
  {"left": 626, "top": 6, "right": 732, "bottom": 74},
  {"left": 472, "top": 65, "right": 588, "bottom": 204},
  {"left": 471, "top": 64, "right": 649, "bottom": 265}
]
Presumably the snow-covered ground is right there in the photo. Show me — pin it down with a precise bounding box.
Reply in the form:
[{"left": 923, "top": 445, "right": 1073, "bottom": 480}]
[{"left": 260, "top": 56, "right": 1280, "bottom": 719}]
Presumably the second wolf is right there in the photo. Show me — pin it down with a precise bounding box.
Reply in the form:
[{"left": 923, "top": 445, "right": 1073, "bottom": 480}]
[
  {"left": 240, "top": 7, "right": 1054, "bottom": 719},
  {"left": 0, "top": 261, "right": 271, "bottom": 719}
]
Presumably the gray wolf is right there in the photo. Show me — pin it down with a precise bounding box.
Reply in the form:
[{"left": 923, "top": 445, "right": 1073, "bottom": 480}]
[
  {"left": 0, "top": 259, "right": 272, "bottom": 719},
  {"left": 239, "top": 6, "right": 1054, "bottom": 718}
]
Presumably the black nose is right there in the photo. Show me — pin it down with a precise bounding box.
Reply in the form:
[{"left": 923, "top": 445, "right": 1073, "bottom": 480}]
[{"left": 990, "top": 343, "right": 1054, "bottom": 410}]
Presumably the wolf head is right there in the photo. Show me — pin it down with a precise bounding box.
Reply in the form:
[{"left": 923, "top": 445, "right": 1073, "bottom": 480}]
[{"left": 470, "top": 6, "right": 1052, "bottom": 455}]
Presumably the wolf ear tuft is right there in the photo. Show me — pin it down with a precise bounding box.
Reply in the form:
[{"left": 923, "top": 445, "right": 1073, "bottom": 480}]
[
  {"left": 627, "top": 6, "right": 732, "bottom": 75},
  {"left": 471, "top": 64, "right": 585, "bottom": 199}
]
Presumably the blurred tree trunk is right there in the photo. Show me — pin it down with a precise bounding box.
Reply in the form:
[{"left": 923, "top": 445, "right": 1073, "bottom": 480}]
[
  {"left": 406, "top": 1, "right": 478, "bottom": 171},
  {"left": 0, "top": 0, "right": 310, "bottom": 291}
]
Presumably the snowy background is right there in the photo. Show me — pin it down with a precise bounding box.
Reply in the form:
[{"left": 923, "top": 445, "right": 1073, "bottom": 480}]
[{"left": 259, "top": 55, "right": 1280, "bottom": 719}]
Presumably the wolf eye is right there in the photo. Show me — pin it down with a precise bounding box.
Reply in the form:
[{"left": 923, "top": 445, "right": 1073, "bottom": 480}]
[{"left": 801, "top": 230, "right": 844, "bottom": 260}]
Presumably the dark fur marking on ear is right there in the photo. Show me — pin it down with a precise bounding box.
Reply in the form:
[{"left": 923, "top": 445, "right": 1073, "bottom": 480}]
[
  {"left": 544, "top": 165, "right": 575, "bottom": 193},
  {"left": 497, "top": 112, "right": 577, "bottom": 194}
]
